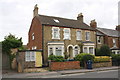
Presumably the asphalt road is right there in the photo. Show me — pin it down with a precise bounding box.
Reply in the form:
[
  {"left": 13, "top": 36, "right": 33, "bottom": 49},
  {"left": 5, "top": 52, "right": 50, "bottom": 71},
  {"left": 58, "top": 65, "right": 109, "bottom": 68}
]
[
  {"left": 41, "top": 70, "right": 119, "bottom": 78},
  {"left": 2, "top": 69, "right": 119, "bottom": 78}
]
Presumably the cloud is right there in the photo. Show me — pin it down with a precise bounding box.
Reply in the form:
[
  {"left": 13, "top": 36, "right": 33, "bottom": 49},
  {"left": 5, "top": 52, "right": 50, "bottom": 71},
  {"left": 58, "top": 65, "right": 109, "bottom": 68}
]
[{"left": 0, "top": 0, "right": 119, "bottom": 44}]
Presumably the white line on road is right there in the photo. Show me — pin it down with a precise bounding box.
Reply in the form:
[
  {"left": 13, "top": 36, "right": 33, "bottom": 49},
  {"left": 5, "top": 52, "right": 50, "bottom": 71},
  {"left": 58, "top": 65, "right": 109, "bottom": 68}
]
[
  {"left": 97, "top": 70, "right": 118, "bottom": 73},
  {"left": 41, "top": 73, "right": 86, "bottom": 78}
]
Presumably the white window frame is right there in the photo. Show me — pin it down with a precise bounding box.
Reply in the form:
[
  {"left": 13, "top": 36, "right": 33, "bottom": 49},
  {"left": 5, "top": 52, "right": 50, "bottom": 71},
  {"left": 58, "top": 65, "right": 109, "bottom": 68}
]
[
  {"left": 83, "top": 46, "right": 94, "bottom": 55},
  {"left": 25, "top": 52, "right": 30, "bottom": 61},
  {"left": 32, "top": 33, "right": 35, "bottom": 40},
  {"left": 97, "top": 36, "right": 101, "bottom": 44},
  {"left": 25, "top": 51, "right": 36, "bottom": 62},
  {"left": 73, "top": 45, "right": 80, "bottom": 57},
  {"left": 85, "top": 31, "right": 90, "bottom": 41},
  {"left": 32, "top": 46, "right": 37, "bottom": 50},
  {"left": 76, "top": 30, "right": 82, "bottom": 40},
  {"left": 52, "top": 27, "right": 60, "bottom": 39},
  {"left": 113, "top": 38, "right": 116, "bottom": 47},
  {"left": 48, "top": 45, "right": 64, "bottom": 57},
  {"left": 63, "top": 28, "right": 71, "bottom": 40}
]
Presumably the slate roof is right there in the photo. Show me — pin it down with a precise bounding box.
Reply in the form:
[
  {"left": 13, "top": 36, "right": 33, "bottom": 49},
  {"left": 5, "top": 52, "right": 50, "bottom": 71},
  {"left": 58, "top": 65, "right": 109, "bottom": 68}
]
[
  {"left": 97, "top": 27, "right": 120, "bottom": 37},
  {"left": 38, "top": 15, "right": 96, "bottom": 31}
]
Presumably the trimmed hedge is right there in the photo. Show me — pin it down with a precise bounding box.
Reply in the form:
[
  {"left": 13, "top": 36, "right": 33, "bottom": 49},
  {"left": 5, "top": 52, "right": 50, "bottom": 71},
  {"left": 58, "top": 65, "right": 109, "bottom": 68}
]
[
  {"left": 111, "top": 54, "right": 120, "bottom": 66},
  {"left": 94, "top": 56, "right": 111, "bottom": 63},
  {"left": 48, "top": 55, "right": 65, "bottom": 62},
  {"left": 74, "top": 53, "right": 95, "bottom": 67}
]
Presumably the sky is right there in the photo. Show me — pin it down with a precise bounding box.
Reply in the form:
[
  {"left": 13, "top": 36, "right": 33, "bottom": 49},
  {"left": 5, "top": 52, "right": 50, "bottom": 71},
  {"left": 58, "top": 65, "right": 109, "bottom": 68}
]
[{"left": 0, "top": 0, "right": 119, "bottom": 45}]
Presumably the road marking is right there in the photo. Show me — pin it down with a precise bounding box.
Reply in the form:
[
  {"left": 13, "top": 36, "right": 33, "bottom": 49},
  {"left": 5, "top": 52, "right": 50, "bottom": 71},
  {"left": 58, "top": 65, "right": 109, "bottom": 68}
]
[
  {"left": 97, "top": 70, "right": 118, "bottom": 73},
  {"left": 41, "top": 73, "right": 86, "bottom": 78}
]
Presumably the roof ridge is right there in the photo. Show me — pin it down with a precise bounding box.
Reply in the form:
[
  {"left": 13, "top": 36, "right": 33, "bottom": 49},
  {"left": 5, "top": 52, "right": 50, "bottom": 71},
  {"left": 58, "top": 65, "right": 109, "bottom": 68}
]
[
  {"left": 39, "top": 14, "right": 78, "bottom": 21},
  {"left": 97, "top": 27, "right": 117, "bottom": 31}
]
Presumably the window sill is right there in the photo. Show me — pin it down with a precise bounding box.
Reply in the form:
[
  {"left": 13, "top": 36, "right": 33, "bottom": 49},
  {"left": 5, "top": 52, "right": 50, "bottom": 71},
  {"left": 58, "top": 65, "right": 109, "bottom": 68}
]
[{"left": 52, "top": 38, "right": 60, "bottom": 40}]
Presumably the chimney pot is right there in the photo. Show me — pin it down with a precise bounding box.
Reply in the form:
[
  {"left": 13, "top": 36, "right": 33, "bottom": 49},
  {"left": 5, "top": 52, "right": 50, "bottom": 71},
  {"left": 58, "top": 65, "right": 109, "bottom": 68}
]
[
  {"left": 33, "top": 4, "right": 39, "bottom": 18},
  {"left": 116, "top": 25, "right": 120, "bottom": 31},
  {"left": 77, "top": 13, "right": 83, "bottom": 22},
  {"left": 90, "top": 19, "right": 97, "bottom": 28}
]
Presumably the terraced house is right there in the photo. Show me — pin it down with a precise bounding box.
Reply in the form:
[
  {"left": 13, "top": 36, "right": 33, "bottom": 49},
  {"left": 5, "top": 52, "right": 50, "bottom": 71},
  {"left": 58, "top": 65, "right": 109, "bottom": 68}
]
[
  {"left": 27, "top": 5, "right": 96, "bottom": 66},
  {"left": 90, "top": 20, "right": 120, "bottom": 54}
]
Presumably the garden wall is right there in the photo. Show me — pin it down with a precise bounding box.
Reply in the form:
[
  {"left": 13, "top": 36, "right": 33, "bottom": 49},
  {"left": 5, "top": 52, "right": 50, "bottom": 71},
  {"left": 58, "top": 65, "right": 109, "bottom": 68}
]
[
  {"left": 93, "top": 61, "right": 112, "bottom": 68},
  {"left": 49, "top": 61, "right": 80, "bottom": 71}
]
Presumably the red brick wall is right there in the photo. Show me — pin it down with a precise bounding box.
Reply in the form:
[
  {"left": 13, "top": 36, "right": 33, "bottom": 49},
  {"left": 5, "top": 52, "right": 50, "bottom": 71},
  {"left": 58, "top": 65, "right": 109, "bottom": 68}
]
[
  {"left": 27, "top": 16, "right": 42, "bottom": 50},
  {"left": 104, "top": 35, "right": 119, "bottom": 48},
  {"left": 50, "top": 61, "right": 80, "bottom": 71}
]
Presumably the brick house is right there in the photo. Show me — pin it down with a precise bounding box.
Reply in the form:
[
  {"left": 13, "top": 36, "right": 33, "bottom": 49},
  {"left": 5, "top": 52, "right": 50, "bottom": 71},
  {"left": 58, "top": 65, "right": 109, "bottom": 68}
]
[
  {"left": 27, "top": 5, "right": 96, "bottom": 66},
  {"left": 90, "top": 20, "right": 120, "bottom": 54}
]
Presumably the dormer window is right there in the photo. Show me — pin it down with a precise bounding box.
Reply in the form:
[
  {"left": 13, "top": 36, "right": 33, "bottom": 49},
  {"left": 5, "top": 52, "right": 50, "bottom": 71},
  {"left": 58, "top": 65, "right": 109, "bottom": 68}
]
[
  {"left": 32, "top": 33, "right": 35, "bottom": 40},
  {"left": 53, "top": 19, "right": 59, "bottom": 23}
]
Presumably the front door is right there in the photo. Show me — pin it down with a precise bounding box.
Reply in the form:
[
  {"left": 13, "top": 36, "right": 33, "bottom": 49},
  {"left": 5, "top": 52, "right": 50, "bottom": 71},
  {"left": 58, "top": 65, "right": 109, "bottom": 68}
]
[{"left": 68, "top": 46, "right": 73, "bottom": 59}]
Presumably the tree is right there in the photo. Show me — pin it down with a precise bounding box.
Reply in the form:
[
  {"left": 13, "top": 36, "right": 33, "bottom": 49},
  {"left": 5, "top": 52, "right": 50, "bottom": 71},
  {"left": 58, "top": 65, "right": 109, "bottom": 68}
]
[
  {"left": 98, "top": 45, "right": 111, "bottom": 56},
  {"left": 2, "top": 33, "right": 23, "bottom": 68},
  {"left": 2, "top": 33, "right": 23, "bottom": 54}
]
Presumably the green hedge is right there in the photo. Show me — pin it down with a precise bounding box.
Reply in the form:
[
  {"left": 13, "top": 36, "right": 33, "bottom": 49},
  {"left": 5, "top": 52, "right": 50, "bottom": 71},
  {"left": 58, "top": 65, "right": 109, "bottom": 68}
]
[
  {"left": 94, "top": 56, "right": 111, "bottom": 63},
  {"left": 111, "top": 54, "right": 120, "bottom": 66},
  {"left": 48, "top": 55, "right": 65, "bottom": 62},
  {"left": 74, "top": 53, "right": 95, "bottom": 67}
]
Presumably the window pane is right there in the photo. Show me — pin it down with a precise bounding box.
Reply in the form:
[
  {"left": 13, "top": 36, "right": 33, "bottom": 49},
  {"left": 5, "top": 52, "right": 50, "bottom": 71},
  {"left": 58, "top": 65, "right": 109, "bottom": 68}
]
[
  {"left": 64, "top": 29, "right": 70, "bottom": 39},
  {"left": 84, "top": 47, "right": 87, "bottom": 53},
  {"left": 89, "top": 47, "right": 93, "bottom": 54},
  {"left": 55, "top": 47, "right": 62, "bottom": 56},
  {"left": 25, "top": 52, "right": 30, "bottom": 61},
  {"left": 113, "top": 39, "right": 116, "bottom": 47},
  {"left": 30, "top": 52, "right": 35, "bottom": 61},
  {"left": 52, "top": 28, "right": 59, "bottom": 39},
  {"left": 86, "top": 32, "right": 90, "bottom": 40},
  {"left": 74, "top": 47, "right": 78, "bottom": 56},
  {"left": 77, "top": 31, "right": 81, "bottom": 40},
  {"left": 49, "top": 47, "right": 53, "bottom": 55}
]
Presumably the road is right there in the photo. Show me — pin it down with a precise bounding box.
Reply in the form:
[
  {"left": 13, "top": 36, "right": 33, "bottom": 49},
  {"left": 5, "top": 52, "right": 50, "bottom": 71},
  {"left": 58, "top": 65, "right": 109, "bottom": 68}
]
[
  {"left": 41, "top": 70, "right": 119, "bottom": 78},
  {"left": 2, "top": 70, "right": 119, "bottom": 78}
]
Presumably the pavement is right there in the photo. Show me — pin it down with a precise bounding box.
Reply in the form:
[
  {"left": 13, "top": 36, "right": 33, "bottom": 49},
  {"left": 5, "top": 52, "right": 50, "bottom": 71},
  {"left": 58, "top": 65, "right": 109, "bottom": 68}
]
[{"left": 2, "top": 66, "right": 119, "bottom": 77}]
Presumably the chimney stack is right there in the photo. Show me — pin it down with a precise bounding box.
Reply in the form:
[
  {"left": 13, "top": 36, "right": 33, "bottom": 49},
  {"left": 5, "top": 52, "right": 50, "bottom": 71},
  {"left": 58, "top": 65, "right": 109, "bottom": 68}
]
[
  {"left": 33, "top": 4, "right": 39, "bottom": 18},
  {"left": 77, "top": 13, "right": 83, "bottom": 22},
  {"left": 116, "top": 25, "right": 120, "bottom": 32},
  {"left": 90, "top": 19, "right": 97, "bottom": 28}
]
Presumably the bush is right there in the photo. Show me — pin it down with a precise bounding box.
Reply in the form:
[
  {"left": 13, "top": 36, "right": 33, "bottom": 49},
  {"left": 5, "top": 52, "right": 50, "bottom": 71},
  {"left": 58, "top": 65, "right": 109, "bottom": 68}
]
[
  {"left": 48, "top": 55, "right": 65, "bottom": 62},
  {"left": 111, "top": 54, "right": 120, "bottom": 66},
  {"left": 74, "top": 53, "right": 95, "bottom": 67},
  {"left": 94, "top": 56, "right": 111, "bottom": 63},
  {"left": 95, "top": 45, "right": 111, "bottom": 56},
  {"left": 95, "top": 48, "right": 100, "bottom": 56}
]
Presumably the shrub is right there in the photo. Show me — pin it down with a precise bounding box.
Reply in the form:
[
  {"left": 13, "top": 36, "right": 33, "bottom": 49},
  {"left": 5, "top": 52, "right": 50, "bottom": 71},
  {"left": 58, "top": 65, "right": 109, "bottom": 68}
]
[
  {"left": 100, "top": 45, "right": 111, "bottom": 56},
  {"left": 95, "top": 48, "right": 101, "bottom": 56},
  {"left": 48, "top": 55, "right": 65, "bottom": 62},
  {"left": 111, "top": 54, "right": 120, "bottom": 66},
  {"left": 94, "top": 56, "right": 111, "bottom": 63},
  {"left": 96, "top": 45, "right": 111, "bottom": 56},
  {"left": 74, "top": 53, "right": 95, "bottom": 67}
]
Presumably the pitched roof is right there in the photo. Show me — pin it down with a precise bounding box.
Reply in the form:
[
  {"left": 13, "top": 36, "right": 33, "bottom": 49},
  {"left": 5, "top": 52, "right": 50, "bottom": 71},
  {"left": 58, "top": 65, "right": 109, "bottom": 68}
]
[
  {"left": 37, "top": 15, "right": 96, "bottom": 30},
  {"left": 97, "top": 27, "right": 119, "bottom": 37}
]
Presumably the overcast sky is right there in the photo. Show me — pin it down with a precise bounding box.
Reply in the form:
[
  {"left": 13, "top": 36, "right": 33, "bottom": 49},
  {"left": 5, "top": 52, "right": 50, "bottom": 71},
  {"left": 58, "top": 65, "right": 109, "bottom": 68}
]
[{"left": 0, "top": 0, "right": 119, "bottom": 45}]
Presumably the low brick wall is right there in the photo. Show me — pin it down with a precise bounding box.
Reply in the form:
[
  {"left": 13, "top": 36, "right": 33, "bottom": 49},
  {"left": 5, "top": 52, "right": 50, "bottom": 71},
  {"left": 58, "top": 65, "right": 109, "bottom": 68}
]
[
  {"left": 93, "top": 61, "right": 112, "bottom": 68},
  {"left": 50, "top": 61, "right": 80, "bottom": 71}
]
